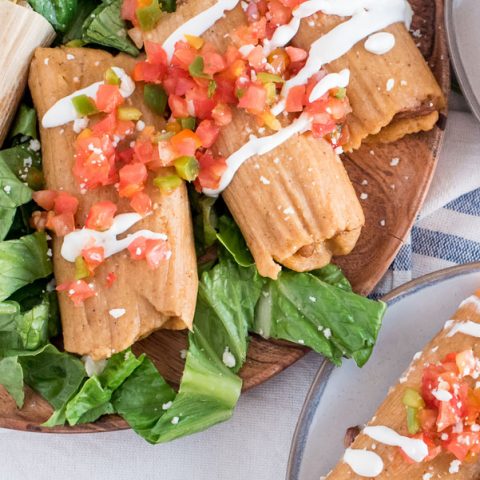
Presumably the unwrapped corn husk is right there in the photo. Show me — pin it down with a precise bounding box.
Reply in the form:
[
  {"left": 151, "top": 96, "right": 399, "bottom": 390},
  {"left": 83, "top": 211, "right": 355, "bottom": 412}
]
[
  {"left": 0, "top": 2, "right": 55, "bottom": 147},
  {"left": 146, "top": 1, "right": 365, "bottom": 279},
  {"left": 29, "top": 48, "right": 198, "bottom": 360}
]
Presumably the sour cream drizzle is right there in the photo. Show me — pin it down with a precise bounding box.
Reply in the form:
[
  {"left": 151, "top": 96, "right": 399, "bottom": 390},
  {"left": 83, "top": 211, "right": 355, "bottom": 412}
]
[
  {"left": 309, "top": 69, "right": 350, "bottom": 103},
  {"left": 42, "top": 67, "right": 135, "bottom": 129},
  {"left": 363, "top": 425, "right": 428, "bottom": 462},
  {"left": 343, "top": 448, "right": 384, "bottom": 477},
  {"left": 203, "top": 114, "right": 311, "bottom": 196},
  {"left": 364, "top": 31, "right": 396, "bottom": 55},
  {"left": 459, "top": 295, "right": 480, "bottom": 313},
  {"left": 447, "top": 321, "right": 480, "bottom": 339},
  {"left": 271, "top": 0, "right": 412, "bottom": 115},
  {"left": 61, "top": 213, "right": 167, "bottom": 262},
  {"left": 162, "top": 0, "right": 240, "bottom": 61}
]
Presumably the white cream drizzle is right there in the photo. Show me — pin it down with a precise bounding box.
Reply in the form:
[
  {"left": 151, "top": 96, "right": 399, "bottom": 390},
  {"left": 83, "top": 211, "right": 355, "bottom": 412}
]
[
  {"left": 364, "top": 31, "right": 396, "bottom": 55},
  {"left": 309, "top": 69, "right": 350, "bottom": 103},
  {"left": 162, "top": 0, "right": 240, "bottom": 61},
  {"left": 203, "top": 114, "right": 311, "bottom": 196},
  {"left": 61, "top": 213, "right": 167, "bottom": 262},
  {"left": 271, "top": 0, "right": 412, "bottom": 115},
  {"left": 447, "top": 320, "right": 480, "bottom": 338},
  {"left": 343, "top": 448, "right": 384, "bottom": 477},
  {"left": 363, "top": 425, "right": 428, "bottom": 462},
  {"left": 459, "top": 295, "right": 480, "bottom": 313},
  {"left": 42, "top": 67, "right": 135, "bottom": 129}
]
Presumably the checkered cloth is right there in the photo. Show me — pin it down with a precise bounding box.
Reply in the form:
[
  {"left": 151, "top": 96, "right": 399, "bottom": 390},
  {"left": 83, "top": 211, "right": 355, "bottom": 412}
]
[{"left": 374, "top": 93, "right": 480, "bottom": 297}]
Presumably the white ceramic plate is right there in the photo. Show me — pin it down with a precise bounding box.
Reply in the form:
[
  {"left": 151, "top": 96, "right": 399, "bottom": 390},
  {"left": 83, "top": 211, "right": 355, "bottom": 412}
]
[
  {"left": 446, "top": 0, "right": 480, "bottom": 122},
  {"left": 287, "top": 262, "right": 480, "bottom": 480}
]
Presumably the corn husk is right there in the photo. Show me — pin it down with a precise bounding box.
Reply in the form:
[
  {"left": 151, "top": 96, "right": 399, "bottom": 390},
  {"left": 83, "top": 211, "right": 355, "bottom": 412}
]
[
  {"left": 292, "top": 17, "right": 446, "bottom": 151},
  {"left": 146, "top": 2, "right": 364, "bottom": 279},
  {"left": 0, "top": 2, "right": 55, "bottom": 147},
  {"left": 326, "top": 291, "right": 480, "bottom": 479},
  {"left": 29, "top": 48, "right": 198, "bottom": 360}
]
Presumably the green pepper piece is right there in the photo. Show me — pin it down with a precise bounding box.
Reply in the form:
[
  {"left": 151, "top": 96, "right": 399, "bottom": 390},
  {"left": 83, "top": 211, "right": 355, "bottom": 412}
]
[
  {"left": 153, "top": 174, "right": 183, "bottom": 192},
  {"left": 174, "top": 156, "right": 199, "bottom": 181},
  {"left": 179, "top": 117, "right": 196, "bottom": 130},
  {"left": 136, "top": 0, "right": 162, "bottom": 31},
  {"left": 65, "top": 39, "right": 86, "bottom": 48},
  {"left": 208, "top": 80, "right": 217, "bottom": 98},
  {"left": 406, "top": 406, "right": 420, "bottom": 434},
  {"left": 71, "top": 95, "right": 98, "bottom": 117},
  {"left": 144, "top": 84, "right": 168, "bottom": 116},
  {"left": 402, "top": 388, "right": 425, "bottom": 409},
  {"left": 335, "top": 87, "right": 347, "bottom": 99},
  {"left": 257, "top": 72, "right": 284, "bottom": 84},
  {"left": 189, "top": 56, "right": 210, "bottom": 79},
  {"left": 75, "top": 256, "right": 90, "bottom": 280},
  {"left": 105, "top": 68, "right": 121, "bottom": 85},
  {"left": 117, "top": 107, "right": 143, "bottom": 121}
]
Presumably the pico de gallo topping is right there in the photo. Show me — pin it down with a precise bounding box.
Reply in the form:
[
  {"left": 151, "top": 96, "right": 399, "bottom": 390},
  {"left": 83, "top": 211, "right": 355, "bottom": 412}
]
[{"left": 400, "top": 349, "right": 480, "bottom": 465}]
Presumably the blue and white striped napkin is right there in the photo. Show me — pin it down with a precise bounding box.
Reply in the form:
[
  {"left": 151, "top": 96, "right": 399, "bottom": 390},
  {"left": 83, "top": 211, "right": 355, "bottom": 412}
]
[{"left": 374, "top": 93, "right": 480, "bottom": 297}]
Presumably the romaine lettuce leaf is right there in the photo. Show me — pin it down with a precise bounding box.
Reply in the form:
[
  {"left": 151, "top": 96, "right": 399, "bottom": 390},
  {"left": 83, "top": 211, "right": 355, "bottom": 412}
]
[
  {"left": 216, "top": 215, "right": 254, "bottom": 267},
  {"left": 27, "top": 0, "right": 79, "bottom": 32},
  {"left": 0, "top": 233, "right": 52, "bottom": 301},
  {"left": 0, "top": 357, "right": 24, "bottom": 407},
  {"left": 82, "top": 0, "right": 139, "bottom": 56},
  {"left": 8, "top": 105, "right": 38, "bottom": 141}
]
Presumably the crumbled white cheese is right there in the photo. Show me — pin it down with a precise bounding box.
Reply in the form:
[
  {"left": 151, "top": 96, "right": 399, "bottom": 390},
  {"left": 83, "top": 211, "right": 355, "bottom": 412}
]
[
  {"left": 323, "top": 328, "right": 332, "bottom": 339},
  {"left": 309, "top": 296, "right": 316, "bottom": 303},
  {"left": 162, "top": 401, "right": 172, "bottom": 410},
  {"left": 259, "top": 176, "right": 270, "bottom": 185},
  {"left": 44, "top": 58, "right": 49, "bottom": 65},
  {"left": 29, "top": 139, "right": 41, "bottom": 152},
  {"left": 422, "top": 474, "right": 433, "bottom": 480},
  {"left": 390, "top": 157, "right": 400, "bottom": 167},
  {"left": 379, "top": 219, "right": 386, "bottom": 227},
  {"left": 360, "top": 192, "right": 368, "bottom": 200},
  {"left": 449, "top": 459, "right": 461, "bottom": 474},
  {"left": 283, "top": 207, "right": 294, "bottom": 215},
  {"left": 180, "top": 349, "right": 187, "bottom": 359},
  {"left": 222, "top": 347, "right": 236, "bottom": 368},
  {"left": 136, "top": 120, "right": 145, "bottom": 132},
  {"left": 3, "top": 185, "right": 11, "bottom": 194},
  {"left": 109, "top": 308, "right": 126, "bottom": 319},
  {"left": 66, "top": 53, "right": 75, "bottom": 60},
  {"left": 386, "top": 78, "right": 395, "bottom": 92},
  {"left": 171, "top": 416, "right": 180, "bottom": 425},
  {"left": 432, "top": 389, "right": 452, "bottom": 402},
  {"left": 73, "top": 117, "right": 89, "bottom": 134}
]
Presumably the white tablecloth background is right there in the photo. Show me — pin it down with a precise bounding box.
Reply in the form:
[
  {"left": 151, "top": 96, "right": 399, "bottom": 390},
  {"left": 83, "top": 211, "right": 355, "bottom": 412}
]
[{"left": 0, "top": 94, "right": 478, "bottom": 480}]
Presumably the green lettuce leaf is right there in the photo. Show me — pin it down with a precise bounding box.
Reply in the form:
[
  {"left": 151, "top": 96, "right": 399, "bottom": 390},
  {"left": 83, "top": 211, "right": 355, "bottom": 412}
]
[
  {"left": 82, "top": 0, "right": 139, "bottom": 56},
  {"left": 0, "top": 356, "right": 24, "bottom": 407},
  {"left": 0, "top": 143, "right": 43, "bottom": 191},
  {"left": 0, "top": 233, "right": 52, "bottom": 302},
  {"left": 61, "top": 0, "right": 98, "bottom": 43},
  {"left": 216, "top": 215, "right": 254, "bottom": 267},
  {"left": 27, "top": 0, "right": 79, "bottom": 32},
  {"left": 9, "top": 105, "right": 38, "bottom": 140},
  {"left": 0, "top": 156, "right": 32, "bottom": 240}
]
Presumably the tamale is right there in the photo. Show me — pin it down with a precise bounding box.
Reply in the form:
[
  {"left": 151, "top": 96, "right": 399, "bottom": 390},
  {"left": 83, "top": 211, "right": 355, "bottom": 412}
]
[
  {"left": 0, "top": 2, "right": 54, "bottom": 147},
  {"left": 146, "top": 1, "right": 365, "bottom": 279},
  {"left": 326, "top": 292, "right": 480, "bottom": 479},
  {"left": 292, "top": 17, "right": 446, "bottom": 151},
  {"left": 29, "top": 48, "right": 198, "bottom": 360}
]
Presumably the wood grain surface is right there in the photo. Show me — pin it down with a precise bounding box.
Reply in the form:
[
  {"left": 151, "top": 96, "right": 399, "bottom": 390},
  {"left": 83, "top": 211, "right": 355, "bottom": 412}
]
[{"left": 0, "top": 0, "right": 450, "bottom": 433}]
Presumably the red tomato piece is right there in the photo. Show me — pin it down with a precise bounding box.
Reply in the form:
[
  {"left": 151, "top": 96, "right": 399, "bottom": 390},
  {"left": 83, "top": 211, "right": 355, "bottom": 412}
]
[
  {"left": 144, "top": 40, "right": 168, "bottom": 65},
  {"left": 211, "top": 103, "right": 232, "bottom": 126},
  {"left": 202, "top": 50, "right": 226, "bottom": 75},
  {"left": 311, "top": 120, "right": 337, "bottom": 139},
  {"left": 268, "top": 0, "right": 292, "bottom": 25},
  {"left": 118, "top": 162, "right": 148, "bottom": 198},
  {"left": 128, "top": 236, "right": 148, "bottom": 260},
  {"left": 145, "top": 239, "right": 171, "bottom": 269},
  {"left": 32, "top": 190, "right": 58, "bottom": 211},
  {"left": 121, "top": 0, "right": 137, "bottom": 21},
  {"left": 134, "top": 137, "right": 156, "bottom": 164},
  {"left": 195, "top": 150, "right": 227, "bottom": 190},
  {"left": 53, "top": 192, "right": 79, "bottom": 215},
  {"left": 172, "top": 41, "right": 197, "bottom": 70},
  {"left": 170, "top": 129, "right": 202, "bottom": 156},
  {"left": 418, "top": 408, "right": 438, "bottom": 432},
  {"left": 238, "top": 83, "right": 267, "bottom": 113},
  {"left": 168, "top": 94, "right": 190, "bottom": 118},
  {"left": 47, "top": 212, "right": 76, "bottom": 237},
  {"left": 247, "top": 45, "right": 266, "bottom": 70},
  {"left": 82, "top": 246, "right": 105, "bottom": 274},
  {"left": 130, "top": 191, "right": 152, "bottom": 216},
  {"left": 96, "top": 84, "right": 124, "bottom": 113},
  {"left": 285, "top": 85, "right": 305, "bottom": 112},
  {"left": 446, "top": 433, "right": 478, "bottom": 461},
  {"left": 85, "top": 201, "right": 117, "bottom": 231},
  {"left": 92, "top": 111, "right": 117, "bottom": 136},
  {"left": 196, "top": 119, "right": 220, "bottom": 148},
  {"left": 456, "top": 350, "right": 476, "bottom": 377},
  {"left": 57, "top": 280, "right": 96, "bottom": 306},
  {"left": 437, "top": 400, "right": 459, "bottom": 431},
  {"left": 285, "top": 46, "right": 308, "bottom": 63}
]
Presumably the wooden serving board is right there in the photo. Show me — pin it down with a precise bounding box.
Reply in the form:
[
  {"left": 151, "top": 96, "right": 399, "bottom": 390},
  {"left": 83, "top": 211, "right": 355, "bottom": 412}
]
[{"left": 0, "top": 0, "right": 450, "bottom": 433}]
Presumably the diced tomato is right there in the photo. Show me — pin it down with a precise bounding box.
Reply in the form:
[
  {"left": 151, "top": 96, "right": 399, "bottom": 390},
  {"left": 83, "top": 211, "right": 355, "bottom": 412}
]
[
  {"left": 437, "top": 400, "right": 459, "bottom": 432},
  {"left": 57, "top": 280, "right": 96, "bottom": 306},
  {"left": 133, "top": 61, "right": 166, "bottom": 83},
  {"left": 121, "top": 0, "right": 137, "bottom": 22},
  {"left": 267, "top": 48, "right": 290, "bottom": 75},
  {"left": 168, "top": 94, "right": 190, "bottom": 118},
  {"left": 118, "top": 162, "right": 148, "bottom": 198},
  {"left": 32, "top": 190, "right": 58, "bottom": 210},
  {"left": 213, "top": 77, "right": 237, "bottom": 104},
  {"left": 285, "top": 46, "right": 307, "bottom": 63},
  {"left": 457, "top": 350, "right": 476, "bottom": 377},
  {"left": 195, "top": 149, "right": 227, "bottom": 191},
  {"left": 311, "top": 120, "right": 337, "bottom": 139},
  {"left": 418, "top": 408, "right": 437, "bottom": 432},
  {"left": 133, "top": 137, "right": 156, "bottom": 164},
  {"left": 278, "top": 0, "right": 301, "bottom": 8},
  {"left": 268, "top": 0, "right": 292, "bottom": 25},
  {"left": 128, "top": 236, "right": 148, "bottom": 260},
  {"left": 195, "top": 119, "right": 220, "bottom": 148},
  {"left": 238, "top": 83, "right": 267, "bottom": 113},
  {"left": 202, "top": 49, "right": 226, "bottom": 75},
  {"left": 106, "top": 271, "right": 117, "bottom": 288},
  {"left": 172, "top": 41, "right": 197, "bottom": 70},
  {"left": 92, "top": 111, "right": 117, "bottom": 136},
  {"left": 130, "top": 191, "right": 152, "bottom": 215},
  {"left": 96, "top": 84, "right": 124, "bottom": 113},
  {"left": 144, "top": 40, "right": 168, "bottom": 65},
  {"left": 446, "top": 433, "right": 479, "bottom": 461},
  {"left": 224, "top": 45, "right": 241, "bottom": 66},
  {"left": 285, "top": 85, "right": 305, "bottom": 112},
  {"left": 53, "top": 192, "right": 79, "bottom": 215},
  {"left": 247, "top": 45, "right": 266, "bottom": 70},
  {"left": 82, "top": 246, "right": 105, "bottom": 274},
  {"left": 47, "top": 212, "right": 76, "bottom": 237},
  {"left": 211, "top": 103, "right": 232, "bottom": 126},
  {"left": 145, "top": 239, "right": 170, "bottom": 269},
  {"left": 85, "top": 201, "right": 117, "bottom": 231},
  {"left": 153, "top": 141, "right": 177, "bottom": 168},
  {"left": 170, "top": 129, "right": 202, "bottom": 156}
]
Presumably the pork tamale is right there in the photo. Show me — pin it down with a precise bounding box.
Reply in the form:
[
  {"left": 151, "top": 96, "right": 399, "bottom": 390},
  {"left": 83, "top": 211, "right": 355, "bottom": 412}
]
[
  {"left": 145, "top": 0, "right": 365, "bottom": 279},
  {"left": 29, "top": 48, "right": 198, "bottom": 360},
  {"left": 292, "top": 14, "right": 446, "bottom": 151},
  {"left": 326, "top": 291, "right": 480, "bottom": 479}
]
